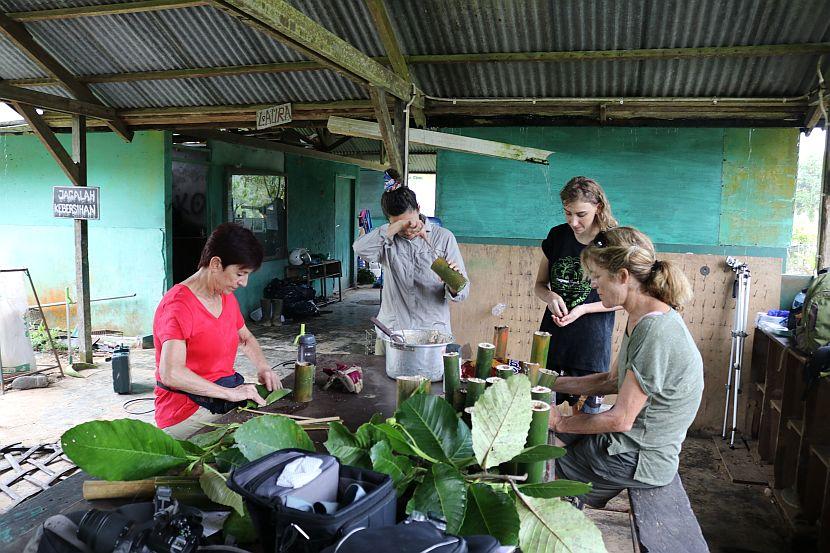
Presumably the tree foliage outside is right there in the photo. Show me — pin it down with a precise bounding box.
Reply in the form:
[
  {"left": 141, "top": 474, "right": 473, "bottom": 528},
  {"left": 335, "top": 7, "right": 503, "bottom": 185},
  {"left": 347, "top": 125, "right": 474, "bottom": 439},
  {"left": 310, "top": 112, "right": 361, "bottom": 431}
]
[
  {"left": 230, "top": 174, "right": 287, "bottom": 258},
  {"left": 787, "top": 130, "right": 824, "bottom": 275}
]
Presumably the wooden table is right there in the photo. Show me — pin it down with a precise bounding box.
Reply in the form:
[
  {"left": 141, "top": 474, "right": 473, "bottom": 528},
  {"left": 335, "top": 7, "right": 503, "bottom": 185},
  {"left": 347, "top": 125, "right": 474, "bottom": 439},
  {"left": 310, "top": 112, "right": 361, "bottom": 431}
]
[{"left": 0, "top": 354, "right": 414, "bottom": 550}]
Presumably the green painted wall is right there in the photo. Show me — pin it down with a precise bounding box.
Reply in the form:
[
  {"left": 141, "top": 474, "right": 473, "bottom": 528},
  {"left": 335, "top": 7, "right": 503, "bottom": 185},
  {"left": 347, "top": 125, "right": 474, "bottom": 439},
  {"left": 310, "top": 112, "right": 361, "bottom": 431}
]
[
  {"left": 437, "top": 127, "right": 798, "bottom": 255},
  {"left": 359, "top": 169, "right": 385, "bottom": 227},
  {"left": 0, "top": 131, "right": 169, "bottom": 334}
]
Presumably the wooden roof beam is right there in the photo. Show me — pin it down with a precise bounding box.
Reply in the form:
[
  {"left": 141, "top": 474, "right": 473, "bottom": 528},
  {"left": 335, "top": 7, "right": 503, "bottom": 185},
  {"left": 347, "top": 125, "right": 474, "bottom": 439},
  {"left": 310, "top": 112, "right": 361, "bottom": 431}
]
[
  {"left": 211, "top": 0, "right": 418, "bottom": 106},
  {"left": 369, "top": 87, "right": 402, "bottom": 173},
  {"left": 0, "top": 82, "right": 120, "bottom": 120},
  {"left": 11, "top": 101, "right": 81, "bottom": 185},
  {"left": 182, "top": 129, "right": 385, "bottom": 171},
  {"left": 5, "top": 0, "right": 207, "bottom": 22},
  {"left": 0, "top": 13, "right": 133, "bottom": 141}
]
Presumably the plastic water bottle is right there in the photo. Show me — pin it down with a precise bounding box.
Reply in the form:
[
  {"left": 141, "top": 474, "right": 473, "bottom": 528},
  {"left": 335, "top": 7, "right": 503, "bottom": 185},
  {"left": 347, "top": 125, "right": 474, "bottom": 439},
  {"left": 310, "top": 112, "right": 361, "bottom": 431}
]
[{"left": 491, "top": 303, "right": 507, "bottom": 317}]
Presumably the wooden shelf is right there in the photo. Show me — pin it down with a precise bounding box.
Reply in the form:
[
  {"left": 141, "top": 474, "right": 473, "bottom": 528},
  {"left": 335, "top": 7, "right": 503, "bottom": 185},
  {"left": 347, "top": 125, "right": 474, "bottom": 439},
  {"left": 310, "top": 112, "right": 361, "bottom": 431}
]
[
  {"left": 770, "top": 399, "right": 782, "bottom": 414},
  {"left": 786, "top": 418, "right": 804, "bottom": 437},
  {"left": 811, "top": 445, "right": 830, "bottom": 469}
]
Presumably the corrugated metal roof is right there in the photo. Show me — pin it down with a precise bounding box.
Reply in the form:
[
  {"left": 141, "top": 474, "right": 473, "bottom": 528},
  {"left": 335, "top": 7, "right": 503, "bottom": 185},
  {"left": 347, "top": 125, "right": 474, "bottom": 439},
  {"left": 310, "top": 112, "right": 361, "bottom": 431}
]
[{"left": 1, "top": 0, "right": 829, "bottom": 110}]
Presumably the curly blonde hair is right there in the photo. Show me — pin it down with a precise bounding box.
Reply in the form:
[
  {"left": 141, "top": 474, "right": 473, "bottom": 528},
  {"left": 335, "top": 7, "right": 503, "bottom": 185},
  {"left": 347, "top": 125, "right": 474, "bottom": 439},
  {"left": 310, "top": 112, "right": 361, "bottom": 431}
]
[{"left": 580, "top": 226, "right": 693, "bottom": 310}]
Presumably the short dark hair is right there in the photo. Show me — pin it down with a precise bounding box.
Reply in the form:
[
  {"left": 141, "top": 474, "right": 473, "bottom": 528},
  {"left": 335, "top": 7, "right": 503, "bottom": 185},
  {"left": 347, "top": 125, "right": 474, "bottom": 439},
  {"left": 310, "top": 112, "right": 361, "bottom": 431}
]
[
  {"left": 381, "top": 170, "right": 419, "bottom": 217},
  {"left": 198, "top": 223, "right": 264, "bottom": 270}
]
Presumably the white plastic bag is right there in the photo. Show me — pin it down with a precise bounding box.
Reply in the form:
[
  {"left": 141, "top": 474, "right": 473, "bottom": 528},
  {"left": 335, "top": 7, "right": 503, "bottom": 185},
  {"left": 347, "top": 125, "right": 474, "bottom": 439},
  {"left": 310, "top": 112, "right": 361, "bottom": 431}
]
[{"left": 0, "top": 271, "right": 36, "bottom": 372}]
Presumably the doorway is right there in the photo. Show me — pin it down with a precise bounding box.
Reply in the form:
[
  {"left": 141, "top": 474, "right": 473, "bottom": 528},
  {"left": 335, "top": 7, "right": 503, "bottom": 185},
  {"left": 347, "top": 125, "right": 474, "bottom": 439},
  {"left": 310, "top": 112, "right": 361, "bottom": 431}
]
[
  {"left": 335, "top": 175, "right": 357, "bottom": 287},
  {"left": 171, "top": 148, "right": 209, "bottom": 284}
]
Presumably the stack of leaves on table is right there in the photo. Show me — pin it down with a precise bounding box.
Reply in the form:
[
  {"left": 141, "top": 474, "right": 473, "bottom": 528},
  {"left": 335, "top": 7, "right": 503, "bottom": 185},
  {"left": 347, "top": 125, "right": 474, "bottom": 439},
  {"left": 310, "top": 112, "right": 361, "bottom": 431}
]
[{"left": 61, "top": 377, "right": 604, "bottom": 551}]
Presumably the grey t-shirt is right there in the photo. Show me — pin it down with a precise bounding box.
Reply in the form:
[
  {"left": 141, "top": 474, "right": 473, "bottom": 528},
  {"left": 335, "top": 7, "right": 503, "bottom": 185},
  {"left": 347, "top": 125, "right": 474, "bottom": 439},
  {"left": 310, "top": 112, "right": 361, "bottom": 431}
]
[{"left": 607, "top": 309, "right": 704, "bottom": 486}]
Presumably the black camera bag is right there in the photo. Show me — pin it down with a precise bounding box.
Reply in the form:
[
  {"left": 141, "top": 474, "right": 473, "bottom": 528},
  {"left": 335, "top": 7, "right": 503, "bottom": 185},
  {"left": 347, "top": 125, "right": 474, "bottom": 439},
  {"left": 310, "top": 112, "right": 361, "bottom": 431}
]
[{"left": 228, "top": 449, "right": 396, "bottom": 553}]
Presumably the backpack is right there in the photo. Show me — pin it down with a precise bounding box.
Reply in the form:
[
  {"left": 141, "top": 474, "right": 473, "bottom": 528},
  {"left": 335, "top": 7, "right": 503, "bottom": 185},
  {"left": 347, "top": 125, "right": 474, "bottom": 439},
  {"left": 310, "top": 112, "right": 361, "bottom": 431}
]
[{"left": 796, "top": 268, "right": 830, "bottom": 355}]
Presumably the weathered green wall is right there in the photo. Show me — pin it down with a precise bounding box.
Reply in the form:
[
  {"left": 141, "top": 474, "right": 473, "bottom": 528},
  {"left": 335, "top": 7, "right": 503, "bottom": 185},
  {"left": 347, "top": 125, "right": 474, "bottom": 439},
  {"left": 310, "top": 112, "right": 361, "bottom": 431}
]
[
  {"left": 0, "top": 131, "right": 169, "bottom": 334},
  {"left": 437, "top": 127, "right": 799, "bottom": 255},
  {"left": 359, "top": 169, "right": 385, "bottom": 227},
  {"left": 205, "top": 140, "right": 286, "bottom": 318}
]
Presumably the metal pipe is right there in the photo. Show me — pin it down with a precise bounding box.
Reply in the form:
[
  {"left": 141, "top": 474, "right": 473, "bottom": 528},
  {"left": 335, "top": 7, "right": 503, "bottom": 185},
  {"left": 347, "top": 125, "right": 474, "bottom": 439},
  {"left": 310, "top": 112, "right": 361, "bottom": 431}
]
[{"left": 29, "top": 292, "right": 136, "bottom": 309}]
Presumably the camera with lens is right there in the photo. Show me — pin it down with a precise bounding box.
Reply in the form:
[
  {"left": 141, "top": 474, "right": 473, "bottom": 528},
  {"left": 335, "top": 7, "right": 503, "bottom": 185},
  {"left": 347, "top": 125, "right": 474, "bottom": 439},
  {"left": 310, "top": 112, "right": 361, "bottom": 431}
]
[{"left": 77, "top": 488, "right": 203, "bottom": 553}]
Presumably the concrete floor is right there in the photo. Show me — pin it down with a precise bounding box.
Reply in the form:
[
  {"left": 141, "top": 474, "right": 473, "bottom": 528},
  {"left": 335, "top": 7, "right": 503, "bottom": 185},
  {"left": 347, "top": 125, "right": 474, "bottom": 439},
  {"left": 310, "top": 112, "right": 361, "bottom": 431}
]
[{"left": 0, "top": 287, "right": 795, "bottom": 551}]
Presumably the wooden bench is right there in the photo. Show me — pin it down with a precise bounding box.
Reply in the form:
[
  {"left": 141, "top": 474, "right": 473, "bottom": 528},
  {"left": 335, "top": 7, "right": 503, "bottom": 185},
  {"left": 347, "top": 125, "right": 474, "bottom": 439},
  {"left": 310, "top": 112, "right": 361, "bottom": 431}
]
[{"left": 628, "top": 473, "right": 708, "bottom": 553}]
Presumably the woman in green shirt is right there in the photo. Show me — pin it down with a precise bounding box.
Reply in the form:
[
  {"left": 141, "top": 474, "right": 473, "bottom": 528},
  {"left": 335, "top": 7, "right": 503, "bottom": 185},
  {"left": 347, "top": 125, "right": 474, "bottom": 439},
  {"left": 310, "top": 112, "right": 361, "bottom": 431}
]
[{"left": 549, "top": 226, "right": 703, "bottom": 507}]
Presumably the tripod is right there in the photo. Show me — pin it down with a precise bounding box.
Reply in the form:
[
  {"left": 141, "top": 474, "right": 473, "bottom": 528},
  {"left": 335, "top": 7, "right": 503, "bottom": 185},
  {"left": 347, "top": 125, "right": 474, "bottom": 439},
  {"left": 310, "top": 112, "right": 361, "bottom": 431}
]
[{"left": 722, "top": 256, "right": 751, "bottom": 448}]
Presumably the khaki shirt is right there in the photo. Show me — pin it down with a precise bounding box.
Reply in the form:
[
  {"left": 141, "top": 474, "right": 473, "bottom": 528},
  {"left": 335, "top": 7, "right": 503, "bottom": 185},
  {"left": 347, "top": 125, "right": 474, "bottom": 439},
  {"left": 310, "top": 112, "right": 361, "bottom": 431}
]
[
  {"left": 353, "top": 222, "right": 469, "bottom": 335},
  {"left": 607, "top": 309, "right": 704, "bottom": 486}
]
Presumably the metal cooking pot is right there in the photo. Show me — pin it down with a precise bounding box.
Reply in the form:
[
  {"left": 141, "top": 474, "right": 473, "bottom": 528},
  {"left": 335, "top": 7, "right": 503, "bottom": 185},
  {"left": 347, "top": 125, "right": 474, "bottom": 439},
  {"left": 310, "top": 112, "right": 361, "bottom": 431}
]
[{"left": 381, "top": 329, "right": 453, "bottom": 382}]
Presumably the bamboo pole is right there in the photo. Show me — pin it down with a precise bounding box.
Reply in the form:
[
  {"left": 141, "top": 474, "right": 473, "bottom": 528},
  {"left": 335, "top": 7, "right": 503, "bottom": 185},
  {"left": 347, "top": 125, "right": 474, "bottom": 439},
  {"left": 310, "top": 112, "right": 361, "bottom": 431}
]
[
  {"left": 465, "top": 378, "right": 486, "bottom": 407},
  {"left": 443, "top": 352, "right": 461, "bottom": 402},
  {"left": 531, "top": 385, "right": 552, "bottom": 404},
  {"left": 496, "top": 364, "right": 514, "bottom": 380},
  {"left": 522, "top": 361, "right": 541, "bottom": 386},
  {"left": 518, "top": 401, "right": 551, "bottom": 484},
  {"left": 537, "top": 368, "right": 558, "bottom": 389},
  {"left": 530, "top": 331, "right": 551, "bottom": 368},
  {"left": 455, "top": 389, "right": 468, "bottom": 412},
  {"left": 397, "top": 375, "right": 429, "bottom": 407},
  {"left": 486, "top": 376, "right": 503, "bottom": 387},
  {"left": 493, "top": 325, "right": 509, "bottom": 360},
  {"left": 475, "top": 342, "right": 496, "bottom": 379},
  {"left": 293, "top": 361, "right": 315, "bottom": 403},
  {"left": 431, "top": 257, "right": 468, "bottom": 292}
]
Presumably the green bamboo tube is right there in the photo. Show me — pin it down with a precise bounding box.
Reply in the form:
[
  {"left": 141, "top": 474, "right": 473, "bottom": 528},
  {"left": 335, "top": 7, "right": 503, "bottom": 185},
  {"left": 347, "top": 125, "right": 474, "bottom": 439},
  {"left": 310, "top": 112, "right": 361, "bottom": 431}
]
[
  {"left": 531, "top": 385, "right": 552, "bottom": 404},
  {"left": 518, "top": 401, "right": 551, "bottom": 484},
  {"left": 431, "top": 257, "right": 468, "bottom": 293},
  {"left": 462, "top": 406, "right": 474, "bottom": 426},
  {"left": 443, "top": 352, "right": 461, "bottom": 401},
  {"left": 530, "top": 331, "right": 551, "bottom": 368},
  {"left": 293, "top": 362, "right": 315, "bottom": 403},
  {"left": 397, "top": 376, "right": 429, "bottom": 408},
  {"left": 522, "top": 361, "right": 541, "bottom": 386},
  {"left": 465, "top": 378, "right": 486, "bottom": 407},
  {"left": 475, "top": 342, "right": 496, "bottom": 380},
  {"left": 493, "top": 325, "right": 509, "bottom": 360},
  {"left": 496, "top": 364, "right": 514, "bottom": 380},
  {"left": 485, "top": 376, "right": 503, "bottom": 387},
  {"left": 537, "top": 368, "right": 558, "bottom": 389}
]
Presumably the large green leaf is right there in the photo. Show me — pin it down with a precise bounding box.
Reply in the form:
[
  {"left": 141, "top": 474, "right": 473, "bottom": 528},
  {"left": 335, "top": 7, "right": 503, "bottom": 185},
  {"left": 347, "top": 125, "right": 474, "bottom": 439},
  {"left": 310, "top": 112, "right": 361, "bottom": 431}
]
[
  {"left": 369, "top": 441, "right": 415, "bottom": 495},
  {"left": 214, "top": 447, "right": 248, "bottom": 472},
  {"left": 199, "top": 465, "right": 245, "bottom": 515},
  {"left": 396, "top": 394, "right": 473, "bottom": 467},
  {"left": 471, "top": 376, "right": 532, "bottom": 469},
  {"left": 459, "top": 483, "right": 520, "bottom": 545},
  {"left": 510, "top": 444, "right": 566, "bottom": 464},
  {"left": 518, "top": 480, "right": 592, "bottom": 498},
  {"left": 246, "top": 386, "right": 292, "bottom": 408},
  {"left": 189, "top": 427, "right": 230, "bottom": 449},
  {"left": 516, "top": 495, "right": 606, "bottom": 552},
  {"left": 373, "top": 422, "right": 417, "bottom": 457},
  {"left": 431, "top": 463, "right": 467, "bottom": 535},
  {"left": 223, "top": 509, "right": 257, "bottom": 544},
  {"left": 325, "top": 422, "right": 372, "bottom": 469},
  {"left": 406, "top": 469, "right": 440, "bottom": 516},
  {"left": 234, "top": 415, "right": 314, "bottom": 461},
  {"left": 61, "top": 419, "right": 189, "bottom": 481}
]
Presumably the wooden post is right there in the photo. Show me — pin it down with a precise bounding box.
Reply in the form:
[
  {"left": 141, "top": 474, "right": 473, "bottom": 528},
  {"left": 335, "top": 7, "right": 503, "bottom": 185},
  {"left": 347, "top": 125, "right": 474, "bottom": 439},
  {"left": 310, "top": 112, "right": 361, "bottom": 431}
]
[
  {"left": 818, "top": 132, "right": 830, "bottom": 270},
  {"left": 72, "top": 115, "right": 93, "bottom": 364},
  {"left": 368, "top": 86, "right": 402, "bottom": 174}
]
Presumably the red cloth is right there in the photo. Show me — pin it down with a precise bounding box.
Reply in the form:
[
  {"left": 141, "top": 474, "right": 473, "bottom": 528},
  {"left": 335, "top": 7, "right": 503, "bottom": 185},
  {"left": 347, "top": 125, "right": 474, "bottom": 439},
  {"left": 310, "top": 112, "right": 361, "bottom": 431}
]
[{"left": 153, "top": 284, "right": 245, "bottom": 428}]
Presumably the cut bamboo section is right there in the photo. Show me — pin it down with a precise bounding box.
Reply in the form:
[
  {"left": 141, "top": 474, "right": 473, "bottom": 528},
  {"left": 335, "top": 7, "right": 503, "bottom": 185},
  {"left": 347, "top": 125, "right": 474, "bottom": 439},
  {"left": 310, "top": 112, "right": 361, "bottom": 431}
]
[
  {"left": 486, "top": 376, "right": 503, "bottom": 387},
  {"left": 518, "top": 401, "right": 551, "bottom": 484},
  {"left": 475, "top": 342, "right": 496, "bottom": 379},
  {"left": 537, "top": 368, "right": 558, "bottom": 389},
  {"left": 531, "top": 385, "right": 552, "bottom": 404},
  {"left": 397, "top": 375, "right": 429, "bottom": 407},
  {"left": 522, "top": 361, "right": 541, "bottom": 386},
  {"left": 493, "top": 325, "right": 509, "bottom": 360},
  {"left": 443, "top": 351, "right": 461, "bottom": 402},
  {"left": 530, "top": 331, "right": 551, "bottom": 368},
  {"left": 466, "top": 377, "right": 486, "bottom": 407},
  {"left": 496, "top": 364, "right": 514, "bottom": 380},
  {"left": 431, "top": 257, "right": 468, "bottom": 292},
  {"left": 294, "top": 361, "right": 315, "bottom": 403}
]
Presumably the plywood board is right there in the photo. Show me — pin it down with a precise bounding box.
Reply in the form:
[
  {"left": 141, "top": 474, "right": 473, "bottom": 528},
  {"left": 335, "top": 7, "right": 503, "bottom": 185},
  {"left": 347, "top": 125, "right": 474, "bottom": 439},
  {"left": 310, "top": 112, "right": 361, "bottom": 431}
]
[{"left": 450, "top": 244, "right": 782, "bottom": 431}]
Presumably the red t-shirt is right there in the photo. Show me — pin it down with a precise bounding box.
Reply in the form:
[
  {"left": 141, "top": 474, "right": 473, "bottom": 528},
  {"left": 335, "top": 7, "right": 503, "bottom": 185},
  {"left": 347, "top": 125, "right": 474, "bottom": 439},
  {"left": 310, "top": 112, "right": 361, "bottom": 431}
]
[{"left": 153, "top": 284, "right": 245, "bottom": 428}]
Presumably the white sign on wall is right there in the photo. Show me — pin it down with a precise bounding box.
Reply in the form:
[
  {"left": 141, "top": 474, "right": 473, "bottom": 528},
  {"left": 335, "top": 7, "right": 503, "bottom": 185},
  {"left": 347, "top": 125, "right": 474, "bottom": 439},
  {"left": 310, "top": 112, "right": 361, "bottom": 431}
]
[
  {"left": 53, "top": 186, "right": 100, "bottom": 220},
  {"left": 256, "top": 103, "right": 293, "bottom": 130}
]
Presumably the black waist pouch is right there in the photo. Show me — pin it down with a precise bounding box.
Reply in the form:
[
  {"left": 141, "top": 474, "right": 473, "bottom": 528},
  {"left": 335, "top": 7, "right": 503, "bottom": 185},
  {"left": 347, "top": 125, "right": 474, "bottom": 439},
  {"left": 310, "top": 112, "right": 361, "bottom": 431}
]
[
  {"left": 228, "top": 449, "right": 397, "bottom": 553},
  {"left": 157, "top": 372, "right": 245, "bottom": 414}
]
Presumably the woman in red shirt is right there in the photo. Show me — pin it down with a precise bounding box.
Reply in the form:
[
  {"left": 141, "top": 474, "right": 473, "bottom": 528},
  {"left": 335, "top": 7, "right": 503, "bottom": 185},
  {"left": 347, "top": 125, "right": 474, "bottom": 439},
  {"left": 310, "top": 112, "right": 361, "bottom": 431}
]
[{"left": 154, "top": 223, "right": 281, "bottom": 439}]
